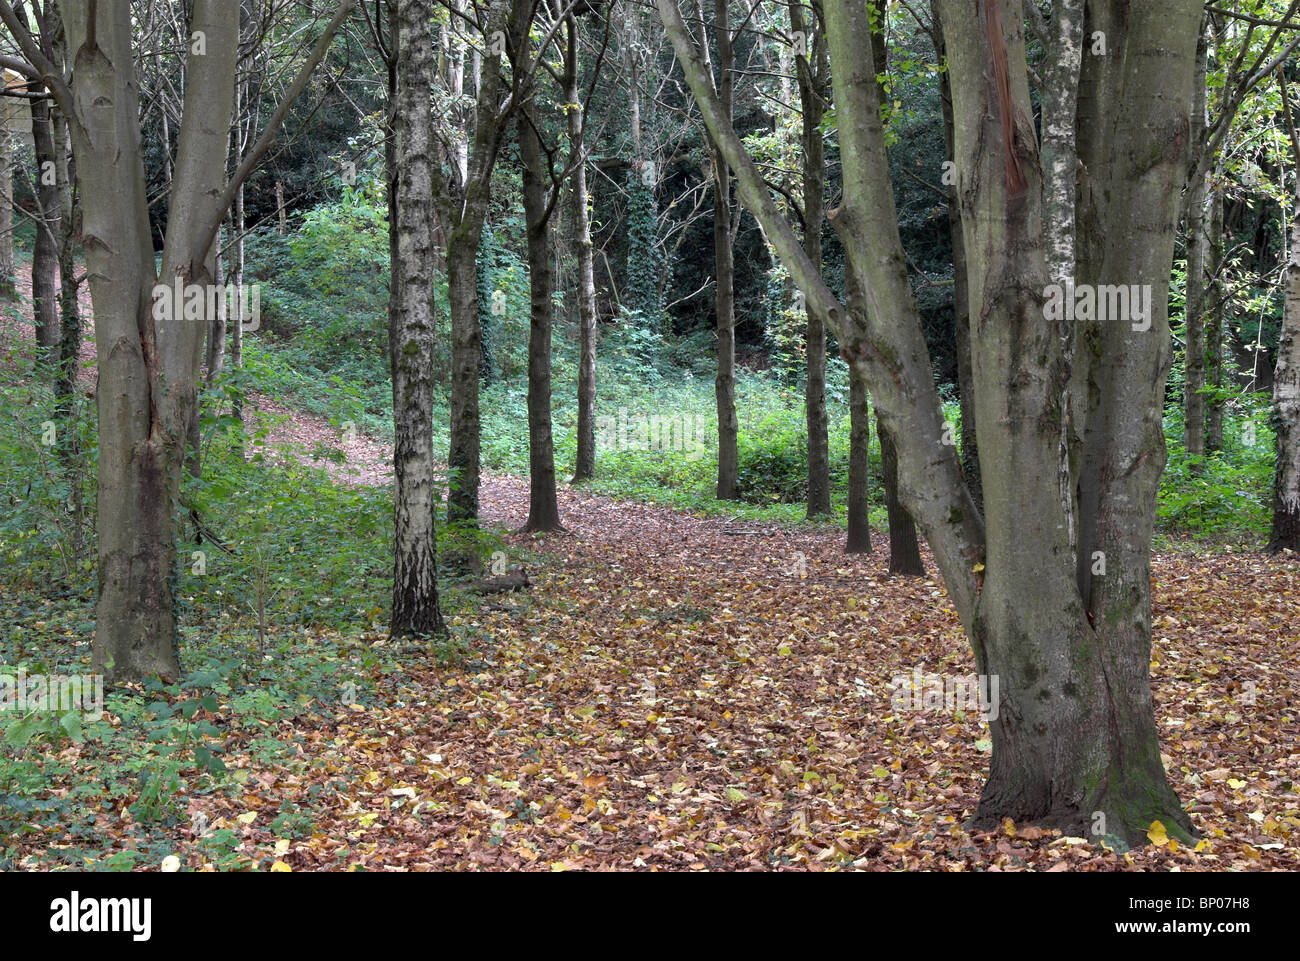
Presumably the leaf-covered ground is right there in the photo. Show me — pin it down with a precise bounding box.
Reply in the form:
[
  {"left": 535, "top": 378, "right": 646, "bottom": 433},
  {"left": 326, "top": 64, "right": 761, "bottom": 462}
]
[
  {"left": 16, "top": 470, "right": 1292, "bottom": 872},
  {"left": 3, "top": 291, "right": 1298, "bottom": 870}
]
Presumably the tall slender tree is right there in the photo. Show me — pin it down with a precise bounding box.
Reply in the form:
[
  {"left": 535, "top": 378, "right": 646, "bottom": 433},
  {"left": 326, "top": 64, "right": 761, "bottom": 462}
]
[{"left": 389, "top": 0, "right": 448, "bottom": 638}]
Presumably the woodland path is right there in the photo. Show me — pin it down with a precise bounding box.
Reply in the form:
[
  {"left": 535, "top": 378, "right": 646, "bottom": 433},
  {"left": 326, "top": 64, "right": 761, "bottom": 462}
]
[{"left": 2, "top": 266, "right": 1297, "bottom": 870}]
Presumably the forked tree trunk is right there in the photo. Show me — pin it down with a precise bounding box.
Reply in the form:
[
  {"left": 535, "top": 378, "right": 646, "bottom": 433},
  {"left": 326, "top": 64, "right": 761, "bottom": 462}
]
[
  {"left": 949, "top": 0, "right": 1198, "bottom": 844},
  {"left": 660, "top": 0, "right": 1202, "bottom": 847},
  {"left": 389, "top": 0, "right": 448, "bottom": 638},
  {"left": 37, "top": 0, "right": 352, "bottom": 683}
]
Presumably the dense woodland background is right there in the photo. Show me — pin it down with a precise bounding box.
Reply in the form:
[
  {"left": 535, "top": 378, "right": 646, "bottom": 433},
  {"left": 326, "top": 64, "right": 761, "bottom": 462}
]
[{"left": 0, "top": 0, "right": 1296, "bottom": 871}]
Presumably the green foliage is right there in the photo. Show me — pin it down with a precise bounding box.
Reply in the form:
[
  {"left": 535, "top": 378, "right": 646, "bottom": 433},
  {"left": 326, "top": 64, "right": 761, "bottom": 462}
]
[
  {"left": 1159, "top": 395, "right": 1273, "bottom": 540},
  {"left": 0, "top": 324, "right": 96, "bottom": 590},
  {"left": 624, "top": 167, "right": 666, "bottom": 330}
]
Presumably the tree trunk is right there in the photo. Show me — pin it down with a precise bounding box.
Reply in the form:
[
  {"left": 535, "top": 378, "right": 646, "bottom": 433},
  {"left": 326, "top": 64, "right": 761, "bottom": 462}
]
[
  {"left": 949, "top": 0, "right": 1198, "bottom": 845},
  {"left": 878, "top": 413, "right": 923, "bottom": 575},
  {"left": 519, "top": 109, "right": 564, "bottom": 533},
  {"left": 0, "top": 106, "right": 14, "bottom": 299},
  {"left": 932, "top": 1, "right": 981, "bottom": 511},
  {"left": 442, "top": 6, "right": 515, "bottom": 527},
  {"left": 568, "top": 18, "right": 598, "bottom": 485},
  {"left": 712, "top": 0, "right": 739, "bottom": 501},
  {"left": 791, "top": 0, "right": 830, "bottom": 518},
  {"left": 1184, "top": 173, "right": 1209, "bottom": 465},
  {"left": 1206, "top": 180, "right": 1225, "bottom": 454},
  {"left": 389, "top": 0, "right": 448, "bottom": 638},
  {"left": 275, "top": 179, "right": 287, "bottom": 235},
  {"left": 205, "top": 225, "right": 227, "bottom": 385},
  {"left": 659, "top": 0, "right": 1202, "bottom": 846},
  {"left": 846, "top": 366, "right": 872, "bottom": 553},
  {"left": 1183, "top": 27, "right": 1210, "bottom": 467},
  {"left": 447, "top": 243, "right": 483, "bottom": 525},
  {"left": 1271, "top": 187, "right": 1300, "bottom": 552},
  {"left": 31, "top": 90, "right": 61, "bottom": 354},
  {"left": 60, "top": 2, "right": 186, "bottom": 683},
  {"left": 51, "top": 0, "right": 349, "bottom": 683},
  {"left": 53, "top": 78, "right": 85, "bottom": 553}
]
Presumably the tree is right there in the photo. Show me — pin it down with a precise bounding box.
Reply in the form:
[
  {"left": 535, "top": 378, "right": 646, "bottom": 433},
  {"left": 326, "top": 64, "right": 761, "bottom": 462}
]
[
  {"left": 20, "top": 0, "right": 58, "bottom": 356},
  {"left": 388, "top": 0, "right": 448, "bottom": 638},
  {"left": 433, "top": 0, "right": 537, "bottom": 528},
  {"left": 567, "top": 10, "right": 603, "bottom": 484},
  {"left": 0, "top": 0, "right": 355, "bottom": 682},
  {"left": 699, "top": 0, "right": 740, "bottom": 501},
  {"left": 519, "top": 98, "right": 565, "bottom": 533},
  {"left": 1271, "top": 66, "right": 1300, "bottom": 552},
  {"left": 789, "top": 0, "right": 831, "bottom": 519},
  {"left": 660, "top": 0, "right": 1205, "bottom": 845}
]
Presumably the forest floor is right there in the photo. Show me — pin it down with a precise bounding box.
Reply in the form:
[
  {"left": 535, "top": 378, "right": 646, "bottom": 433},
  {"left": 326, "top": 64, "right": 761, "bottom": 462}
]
[
  {"left": 228, "top": 400, "right": 1300, "bottom": 871},
  {"left": 3, "top": 266, "right": 1299, "bottom": 870}
]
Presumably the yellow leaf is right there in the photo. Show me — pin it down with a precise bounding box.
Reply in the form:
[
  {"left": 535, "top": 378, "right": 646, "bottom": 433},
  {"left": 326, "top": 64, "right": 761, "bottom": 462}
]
[
  {"left": 1147, "top": 820, "right": 1169, "bottom": 846},
  {"left": 274, "top": 839, "right": 290, "bottom": 856},
  {"left": 237, "top": 811, "right": 257, "bottom": 825},
  {"left": 270, "top": 860, "right": 292, "bottom": 872},
  {"left": 160, "top": 855, "right": 181, "bottom": 873}
]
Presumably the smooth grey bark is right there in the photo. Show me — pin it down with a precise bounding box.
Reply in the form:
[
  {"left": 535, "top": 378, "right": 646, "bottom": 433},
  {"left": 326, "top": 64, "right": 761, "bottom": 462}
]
[
  {"left": 790, "top": 0, "right": 830, "bottom": 518},
  {"left": 931, "top": 1, "right": 980, "bottom": 511},
  {"left": 389, "top": 0, "right": 448, "bottom": 638},
  {"left": 867, "top": 0, "right": 922, "bottom": 574}
]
